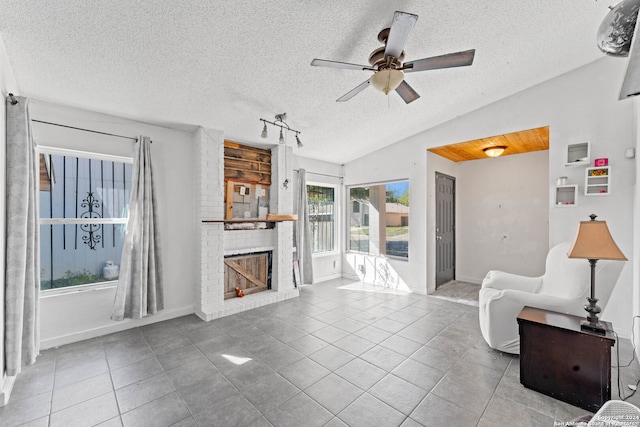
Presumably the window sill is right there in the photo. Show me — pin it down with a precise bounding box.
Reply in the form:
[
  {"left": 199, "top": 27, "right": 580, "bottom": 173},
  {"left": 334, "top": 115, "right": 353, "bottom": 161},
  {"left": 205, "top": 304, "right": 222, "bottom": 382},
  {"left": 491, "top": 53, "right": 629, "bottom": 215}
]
[
  {"left": 40, "top": 281, "right": 118, "bottom": 298},
  {"left": 346, "top": 251, "right": 409, "bottom": 262},
  {"left": 312, "top": 251, "right": 339, "bottom": 258}
]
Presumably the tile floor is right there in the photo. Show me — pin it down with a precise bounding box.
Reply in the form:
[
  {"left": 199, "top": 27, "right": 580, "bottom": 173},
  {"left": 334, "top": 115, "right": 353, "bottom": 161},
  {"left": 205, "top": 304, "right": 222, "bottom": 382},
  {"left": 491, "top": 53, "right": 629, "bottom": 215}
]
[
  {"left": 1, "top": 278, "right": 639, "bottom": 427},
  {"left": 430, "top": 281, "right": 480, "bottom": 306}
]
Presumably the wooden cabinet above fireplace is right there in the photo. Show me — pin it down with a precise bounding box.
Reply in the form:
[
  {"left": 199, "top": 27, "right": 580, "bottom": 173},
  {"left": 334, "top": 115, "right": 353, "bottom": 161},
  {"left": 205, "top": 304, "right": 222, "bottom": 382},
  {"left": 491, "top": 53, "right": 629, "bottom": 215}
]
[
  {"left": 224, "top": 140, "right": 271, "bottom": 185},
  {"left": 224, "top": 140, "right": 272, "bottom": 220}
]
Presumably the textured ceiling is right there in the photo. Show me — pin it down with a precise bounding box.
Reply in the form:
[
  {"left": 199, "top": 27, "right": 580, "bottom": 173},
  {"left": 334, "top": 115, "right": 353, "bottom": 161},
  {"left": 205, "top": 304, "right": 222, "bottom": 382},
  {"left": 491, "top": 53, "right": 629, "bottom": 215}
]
[{"left": 0, "top": 1, "right": 612, "bottom": 164}]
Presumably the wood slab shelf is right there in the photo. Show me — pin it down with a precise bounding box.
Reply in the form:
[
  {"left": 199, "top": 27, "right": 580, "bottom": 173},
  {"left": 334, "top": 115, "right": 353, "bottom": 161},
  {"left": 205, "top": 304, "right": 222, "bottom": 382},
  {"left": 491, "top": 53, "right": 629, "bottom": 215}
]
[
  {"left": 202, "top": 217, "right": 297, "bottom": 231},
  {"left": 224, "top": 141, "right": 272, "bottom": 185},
  {"left": 201, "top": 218, "right": 296, "bottom": 223}
]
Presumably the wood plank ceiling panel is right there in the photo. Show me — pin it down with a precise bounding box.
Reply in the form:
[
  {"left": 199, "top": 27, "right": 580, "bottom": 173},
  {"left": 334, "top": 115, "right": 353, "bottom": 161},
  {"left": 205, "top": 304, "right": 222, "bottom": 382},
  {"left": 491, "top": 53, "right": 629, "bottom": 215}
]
[{"left": 428, "top": 126, "right": 549, "bottom": 162}]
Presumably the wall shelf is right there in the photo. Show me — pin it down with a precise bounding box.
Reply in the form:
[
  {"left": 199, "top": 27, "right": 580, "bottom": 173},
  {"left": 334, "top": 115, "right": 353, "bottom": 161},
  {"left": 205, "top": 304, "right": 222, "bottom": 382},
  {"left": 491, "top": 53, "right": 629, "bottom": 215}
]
[
  {"left": 202, "top": 215, "right": 297, "bottom": 230},
  {"left": 585, "top": 166, "right": 610, "bottom": 196},
  {"left": 565, "top": 142, "right": 590, "bottom": 167},
  {"left": 555, "top": 185, "right": 578, "bottom": 207}
]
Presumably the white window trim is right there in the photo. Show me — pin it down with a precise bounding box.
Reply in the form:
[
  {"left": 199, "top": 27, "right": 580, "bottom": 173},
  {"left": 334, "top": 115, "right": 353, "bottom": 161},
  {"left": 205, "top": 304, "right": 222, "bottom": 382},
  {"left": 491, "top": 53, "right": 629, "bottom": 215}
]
[
  {"left": 37, "top": 147, "right": 133, "bottom": 293},
  {"left": 346, "top": 180, "right": 410, "bottom": 261},
  {"left": 307, "top": 181, "right": 340, "bottom": 257},
  {"left": 36, "top": 145, "right": 133, "bottom": 164}
]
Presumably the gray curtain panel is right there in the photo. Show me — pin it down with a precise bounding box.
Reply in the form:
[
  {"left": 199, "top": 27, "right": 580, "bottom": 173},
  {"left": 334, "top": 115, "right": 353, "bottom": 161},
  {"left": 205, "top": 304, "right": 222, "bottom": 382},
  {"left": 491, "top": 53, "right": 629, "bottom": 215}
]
[
  {"left": 5, "top": 95, "right": 40, "bottom": 376},
  {"left": 112, "top": 136, "right": 164, "bottom": 320},
  {"left": 296, "top": 169, "right": 314, "bottom": 285}
]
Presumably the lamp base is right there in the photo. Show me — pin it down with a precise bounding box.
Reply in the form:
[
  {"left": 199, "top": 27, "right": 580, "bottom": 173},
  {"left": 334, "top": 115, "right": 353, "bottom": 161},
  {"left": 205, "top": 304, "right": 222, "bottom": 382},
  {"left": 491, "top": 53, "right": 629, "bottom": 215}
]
[{"left": 580, "top": 319, "right": 607, "bottom": 335}]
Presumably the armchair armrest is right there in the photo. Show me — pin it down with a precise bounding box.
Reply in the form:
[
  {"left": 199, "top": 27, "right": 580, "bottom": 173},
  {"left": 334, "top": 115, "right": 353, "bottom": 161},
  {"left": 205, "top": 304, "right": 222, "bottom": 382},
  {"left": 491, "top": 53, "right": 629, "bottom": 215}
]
[
  {"left": 481, "top": 270, "right": 542, "bottom": 293},
  {"left": 479, "top": 287, "right": 585, "bottom": 354}
]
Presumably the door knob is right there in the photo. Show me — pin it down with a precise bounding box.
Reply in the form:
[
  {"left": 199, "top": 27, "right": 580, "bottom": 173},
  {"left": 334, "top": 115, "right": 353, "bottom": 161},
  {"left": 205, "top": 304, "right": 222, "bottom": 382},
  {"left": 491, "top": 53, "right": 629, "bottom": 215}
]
[{"left": 436, "top": 236, "right": 442, "bottom": 240}]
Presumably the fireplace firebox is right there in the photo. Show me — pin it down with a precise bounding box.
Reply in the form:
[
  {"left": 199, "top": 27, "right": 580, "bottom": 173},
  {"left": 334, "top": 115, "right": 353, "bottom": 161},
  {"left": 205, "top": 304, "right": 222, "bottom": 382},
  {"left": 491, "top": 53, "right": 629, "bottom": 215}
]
[{"left": 223, "top": 251, "right": 272, "bottom": 300}]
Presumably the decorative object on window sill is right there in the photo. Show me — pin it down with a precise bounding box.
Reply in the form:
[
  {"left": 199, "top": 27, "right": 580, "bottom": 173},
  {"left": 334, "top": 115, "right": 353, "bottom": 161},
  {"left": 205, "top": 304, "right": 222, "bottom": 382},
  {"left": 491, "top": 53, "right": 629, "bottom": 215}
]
[
  {"left": 259, "top": 113, "right": 303, "bottom": 148},
  {"left": 597, "top": 0, "right": 640, "bottom": 57},
  {"left": 483, "top": 146, "right": 506, "bottom": 158},
  {"left": 567, "top": 214, "right": 627, "bottom": 334}
]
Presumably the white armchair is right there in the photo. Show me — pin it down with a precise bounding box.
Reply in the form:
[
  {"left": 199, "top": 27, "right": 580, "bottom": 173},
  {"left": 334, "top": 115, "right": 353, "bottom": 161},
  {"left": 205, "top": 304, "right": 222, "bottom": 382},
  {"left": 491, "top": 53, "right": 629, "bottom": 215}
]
[{"left": 479, "top": 242, "right": 623, "bottom": 354}]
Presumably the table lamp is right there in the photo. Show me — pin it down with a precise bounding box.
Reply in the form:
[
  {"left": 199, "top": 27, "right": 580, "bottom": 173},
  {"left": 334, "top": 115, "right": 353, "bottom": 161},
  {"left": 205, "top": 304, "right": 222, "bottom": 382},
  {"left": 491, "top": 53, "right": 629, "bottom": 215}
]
[{"left": 567, "top": 214, "right": 627, "bottom": 334}]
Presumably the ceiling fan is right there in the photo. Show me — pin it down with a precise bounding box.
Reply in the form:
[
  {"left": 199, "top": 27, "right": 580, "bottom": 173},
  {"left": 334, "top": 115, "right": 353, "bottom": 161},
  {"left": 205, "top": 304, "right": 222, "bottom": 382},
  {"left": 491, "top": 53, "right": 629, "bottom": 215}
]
[{"left": 311, "top": 11, "right": 476, "bottom": 104}]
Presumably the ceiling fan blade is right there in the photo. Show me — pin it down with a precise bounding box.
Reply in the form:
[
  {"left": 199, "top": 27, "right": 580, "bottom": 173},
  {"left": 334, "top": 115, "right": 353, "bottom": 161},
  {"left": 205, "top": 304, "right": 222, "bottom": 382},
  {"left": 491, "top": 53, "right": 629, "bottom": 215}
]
[
  {"left": 311, "top": 59, "right": 374, "bottom": 71},
  {"left": 395, "top": 80, "right": 420, "bottom": 104},
  {"left": 404, "top": 49, "right": 476, "bottom": 73},
  {"left": 384, "top": 11, "right": 418, "bottom": 60},
  {"left": 337, "top": 80, "right": 371, "bottom": 102}
]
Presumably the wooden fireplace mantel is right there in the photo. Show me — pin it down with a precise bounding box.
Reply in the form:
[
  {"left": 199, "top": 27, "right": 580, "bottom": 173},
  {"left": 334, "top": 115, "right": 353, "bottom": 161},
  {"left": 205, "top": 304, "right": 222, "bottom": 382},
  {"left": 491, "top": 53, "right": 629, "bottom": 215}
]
[
  {"left": 202, "top": 216, "right": 297, "bottom": 231},
  {"left": 202, "top": 214, "right": 298, "bottom": 224}
]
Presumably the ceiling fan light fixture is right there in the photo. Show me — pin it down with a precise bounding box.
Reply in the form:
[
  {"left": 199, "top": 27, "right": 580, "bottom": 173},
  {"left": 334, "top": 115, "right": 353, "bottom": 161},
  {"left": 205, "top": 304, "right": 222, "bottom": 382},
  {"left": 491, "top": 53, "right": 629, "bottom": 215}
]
[
  {"left": 370, "top": 69, "right": 404, "bottom": 95},
  {"left": 279, "top": 128, "right": 285, "bottom": 144},
  {"left": 296, "top": 134, "right": 303, "bottom": 148},
  {"left": 261, "top": 122, "right": 268, "bottom": 139},
  {"left": 483, "top": 146, "right": 507, "bottom": 158}
]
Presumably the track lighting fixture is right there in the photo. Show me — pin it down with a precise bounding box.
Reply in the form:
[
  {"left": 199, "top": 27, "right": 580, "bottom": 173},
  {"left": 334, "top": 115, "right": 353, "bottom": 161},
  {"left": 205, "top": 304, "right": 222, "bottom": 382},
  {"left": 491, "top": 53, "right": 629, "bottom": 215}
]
[{"left": 259, "top": 113, "right": 304, "bottom": 148}]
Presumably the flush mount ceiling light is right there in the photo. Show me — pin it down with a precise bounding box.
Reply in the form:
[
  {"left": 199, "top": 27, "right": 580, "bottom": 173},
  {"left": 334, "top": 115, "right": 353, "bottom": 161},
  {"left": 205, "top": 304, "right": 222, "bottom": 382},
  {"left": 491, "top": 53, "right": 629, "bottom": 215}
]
[
  {"left": 259, "top": 113, "right": 303, "bottom": 148},
  {"left": 483, "top": 146, "right": 507, "bottom": 158}
]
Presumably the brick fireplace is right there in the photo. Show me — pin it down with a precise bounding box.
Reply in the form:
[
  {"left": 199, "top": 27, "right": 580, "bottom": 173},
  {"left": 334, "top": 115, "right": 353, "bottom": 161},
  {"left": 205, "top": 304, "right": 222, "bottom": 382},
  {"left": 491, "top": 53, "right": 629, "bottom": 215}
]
[{"left": 194, "top": 128, "right": 298, "bottom": 321}]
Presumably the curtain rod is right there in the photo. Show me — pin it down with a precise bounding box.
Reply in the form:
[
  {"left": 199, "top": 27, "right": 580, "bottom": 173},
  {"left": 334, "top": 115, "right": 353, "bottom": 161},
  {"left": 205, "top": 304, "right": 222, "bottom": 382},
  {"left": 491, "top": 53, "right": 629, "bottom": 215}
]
[
  {"left": 31, "top": 119, "right": 138, "bottom": 141},
  {"left": 294, "top": 169, "right": 343, "bottom": 179}
]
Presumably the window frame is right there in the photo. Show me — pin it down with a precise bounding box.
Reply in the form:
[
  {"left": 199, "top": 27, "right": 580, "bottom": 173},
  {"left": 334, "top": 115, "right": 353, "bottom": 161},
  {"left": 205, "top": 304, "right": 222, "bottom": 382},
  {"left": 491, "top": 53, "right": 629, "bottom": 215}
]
[
  {"left": 346, "top": 179, "right": 410, "bottom": 261},
  {"left": 306, "top": 181, "right": 339, "bottom": 257},
  {"left": 36, "top": 145, "right": 133, "bottom": 294}
]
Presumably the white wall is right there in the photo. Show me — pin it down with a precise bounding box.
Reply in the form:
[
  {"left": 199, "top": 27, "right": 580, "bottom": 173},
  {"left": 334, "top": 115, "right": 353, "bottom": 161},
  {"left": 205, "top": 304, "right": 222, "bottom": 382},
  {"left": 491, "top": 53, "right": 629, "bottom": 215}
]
[
  {"left": 293, "top": 155, "right": 343, "bottom": 283},
  {"left": 0, "top": 32, "right": 18, "bottom": 400},
  {"left": 634, "top": 98, "right": 640, "bottom": 359},
  {"left": 456, "top": 150, "right": 549, "bottom": 283},
  {"left": 345, "top": 57, "right": 636, "bottom": 336},
  {"left": 344, "top": 145, "right": 426, "bottom": 293},
  {"left": 29, "top": 101, "right": 198, "bottom": 348}
]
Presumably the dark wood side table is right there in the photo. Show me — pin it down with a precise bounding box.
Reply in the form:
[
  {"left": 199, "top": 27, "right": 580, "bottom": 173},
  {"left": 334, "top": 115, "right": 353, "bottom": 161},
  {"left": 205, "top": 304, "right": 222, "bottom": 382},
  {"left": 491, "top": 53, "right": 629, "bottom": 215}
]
[{"left": 517, "top": 306, "right": 615, "bottom": 412}]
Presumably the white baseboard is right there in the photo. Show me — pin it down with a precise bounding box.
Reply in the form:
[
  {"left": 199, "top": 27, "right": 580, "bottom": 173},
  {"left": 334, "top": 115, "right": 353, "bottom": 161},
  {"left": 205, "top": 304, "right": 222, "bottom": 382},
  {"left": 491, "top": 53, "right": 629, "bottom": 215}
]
[
  {"left": 455, "top": 275, "right": 483, "bottom": 285},
  {"left": 313, "top": 273, "right": 342, "bottom": 284},
  {"left": 40, "top": 305, "right": 195, "bottom": 350}
]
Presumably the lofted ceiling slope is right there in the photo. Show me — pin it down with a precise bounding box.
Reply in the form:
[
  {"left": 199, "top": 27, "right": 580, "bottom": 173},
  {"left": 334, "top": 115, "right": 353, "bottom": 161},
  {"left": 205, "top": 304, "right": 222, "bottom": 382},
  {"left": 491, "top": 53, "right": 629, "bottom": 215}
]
[{"left": 0, "top": 1, "right": 614, "bottom": 164}]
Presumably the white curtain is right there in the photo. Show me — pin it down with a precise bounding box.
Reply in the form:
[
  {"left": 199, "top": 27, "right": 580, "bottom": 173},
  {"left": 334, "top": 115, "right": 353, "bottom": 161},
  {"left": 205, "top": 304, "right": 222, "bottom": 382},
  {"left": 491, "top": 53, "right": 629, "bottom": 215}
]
[
  {"left": 5, "top": 95, "right": 40, "bottom": 375},
  {"left": 112, "top": 136, "right": 164, "bottom": 320},
  {"left": 296, "top": 169, "right": 314, "bottom": 285}
]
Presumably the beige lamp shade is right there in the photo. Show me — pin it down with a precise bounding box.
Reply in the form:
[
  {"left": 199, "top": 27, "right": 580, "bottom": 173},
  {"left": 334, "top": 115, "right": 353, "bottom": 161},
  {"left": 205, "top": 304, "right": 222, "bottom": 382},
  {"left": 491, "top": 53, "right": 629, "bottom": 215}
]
[
  {"left": 370, "top": 69, "right": 404, "bottom": 95},
  {"left": 567, "top": 219, "right": 627, "bottom": 260}
]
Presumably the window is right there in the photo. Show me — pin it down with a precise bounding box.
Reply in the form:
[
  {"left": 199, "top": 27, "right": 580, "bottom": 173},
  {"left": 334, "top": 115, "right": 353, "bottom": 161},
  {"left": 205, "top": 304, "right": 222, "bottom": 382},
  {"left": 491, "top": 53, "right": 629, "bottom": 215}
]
[
  {"left": 39, "top": 152, "right": 132, "bottom": 290},
  {"left": 307, "top": 184, "right": 336, "bottom": 254},
  {"left": 349, "top": 181, "right": 409, "bottom": 259}
]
